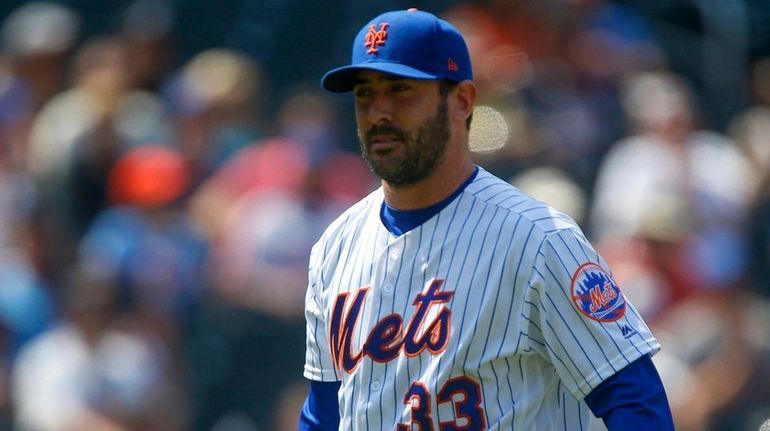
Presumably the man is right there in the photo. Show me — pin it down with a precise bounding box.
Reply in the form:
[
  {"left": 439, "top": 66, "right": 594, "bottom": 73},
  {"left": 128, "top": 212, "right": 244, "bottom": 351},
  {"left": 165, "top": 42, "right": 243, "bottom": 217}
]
[{"left": 300, "top": 9, "right": 674, "bottom": 430}]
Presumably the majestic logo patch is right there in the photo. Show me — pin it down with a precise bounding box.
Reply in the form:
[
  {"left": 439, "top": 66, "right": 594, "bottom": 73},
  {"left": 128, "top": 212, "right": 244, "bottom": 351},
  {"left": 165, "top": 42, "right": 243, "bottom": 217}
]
[
  {"left": 364, "top": 23, "right": 389, "bottom": 54},
  {"left": 570, "top": 263, "right": 626, "bottom": 322},
  {"left": 620, "top": 324, "right": 638, "bottom": 339}
]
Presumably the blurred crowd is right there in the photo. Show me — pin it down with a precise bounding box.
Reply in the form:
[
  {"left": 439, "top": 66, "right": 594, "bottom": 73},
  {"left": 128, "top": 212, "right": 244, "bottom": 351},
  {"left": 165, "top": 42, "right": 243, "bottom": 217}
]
[{"left": 0, "top": 1, "right": 768, "bottom": 430}]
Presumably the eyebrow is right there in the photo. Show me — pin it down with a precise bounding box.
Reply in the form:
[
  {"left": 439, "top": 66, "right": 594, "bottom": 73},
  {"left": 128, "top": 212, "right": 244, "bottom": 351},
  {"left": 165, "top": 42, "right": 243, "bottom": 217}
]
[{"left": 352, "top": 74, "right": 407, "bottom": 86}]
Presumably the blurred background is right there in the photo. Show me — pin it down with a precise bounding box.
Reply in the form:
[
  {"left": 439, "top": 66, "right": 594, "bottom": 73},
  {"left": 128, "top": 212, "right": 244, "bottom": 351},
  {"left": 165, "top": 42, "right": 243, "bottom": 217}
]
[{"left": 0, "top": 0, "right": 768, "bottom": 430}]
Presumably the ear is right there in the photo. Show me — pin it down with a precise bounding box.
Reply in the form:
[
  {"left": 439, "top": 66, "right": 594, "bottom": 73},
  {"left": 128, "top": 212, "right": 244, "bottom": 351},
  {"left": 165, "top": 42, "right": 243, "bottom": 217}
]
[{"left": 453, "top": 80, "right": 477, "bottom": 125}]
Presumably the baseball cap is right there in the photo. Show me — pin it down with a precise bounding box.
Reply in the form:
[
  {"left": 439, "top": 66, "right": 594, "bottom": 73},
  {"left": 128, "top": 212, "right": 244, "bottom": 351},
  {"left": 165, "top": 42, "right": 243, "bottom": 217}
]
[{"left": 322, "top": 9, "right": 473, "bottom": 92}]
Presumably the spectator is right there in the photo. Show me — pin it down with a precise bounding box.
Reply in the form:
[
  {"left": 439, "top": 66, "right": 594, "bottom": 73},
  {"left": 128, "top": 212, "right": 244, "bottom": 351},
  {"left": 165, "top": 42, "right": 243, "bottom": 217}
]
[
  {"left": 78, "top": 144, "right": 207, "bottom": 344},
  {"left": 11, "top": 263, "right": 186, "bottom": 431},
  {"left": 0, "top": 2, "right": 79, "bottom": 112},
  {"left": 163, "top": 48, "right": 266, "bottom": 183},
  {"left": 591, "top": 70, "right": 756, "bottom": 314}
]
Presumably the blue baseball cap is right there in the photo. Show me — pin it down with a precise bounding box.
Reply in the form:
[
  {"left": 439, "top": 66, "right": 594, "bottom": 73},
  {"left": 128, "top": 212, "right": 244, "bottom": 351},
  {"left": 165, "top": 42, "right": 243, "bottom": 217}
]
[{"left": 322, "top": 9, "right": 473, "bottom": 93}]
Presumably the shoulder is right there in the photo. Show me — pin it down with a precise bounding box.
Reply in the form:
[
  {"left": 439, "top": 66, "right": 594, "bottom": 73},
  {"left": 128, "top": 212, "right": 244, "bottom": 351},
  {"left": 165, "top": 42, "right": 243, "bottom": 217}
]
[
  {"left": 311, "top": 187, "right": 383, "bottom": 255},
  {"left": 463, "top": 167, "right": 581, "bottom": 236}
]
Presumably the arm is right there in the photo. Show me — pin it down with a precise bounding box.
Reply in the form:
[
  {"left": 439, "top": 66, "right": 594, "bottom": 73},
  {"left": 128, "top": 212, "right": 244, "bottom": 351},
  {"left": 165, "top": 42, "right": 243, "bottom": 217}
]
[
  {"left": 298, "top": 380, "right": 341, "bottom": 431},
  {"left": 526, "top": 227, "right": 671, "bottom": 429},
  {"left": 302, "top": 241, "right": 342, "bottom": 429},
  {"left": 584, "top": 354, "right": 674, "bottom": 431}
]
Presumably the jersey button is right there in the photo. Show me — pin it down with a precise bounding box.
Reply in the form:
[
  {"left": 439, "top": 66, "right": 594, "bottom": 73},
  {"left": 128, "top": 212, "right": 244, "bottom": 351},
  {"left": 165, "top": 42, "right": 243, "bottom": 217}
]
[
  {"left": 391, "top": 251, "right": 401, "bottom": 260},
  {"left": 383, "top": 284, "right": 394, "bottom": 294},
  {"left": 371, "top": 380, "right": 381, "bottom": 391}
]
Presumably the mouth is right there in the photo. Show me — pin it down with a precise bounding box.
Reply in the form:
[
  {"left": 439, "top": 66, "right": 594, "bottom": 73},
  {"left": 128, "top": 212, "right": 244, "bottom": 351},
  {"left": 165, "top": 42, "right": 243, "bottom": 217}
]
[{"left": 368, "top": 134, "right": 403, "bottom": 153}]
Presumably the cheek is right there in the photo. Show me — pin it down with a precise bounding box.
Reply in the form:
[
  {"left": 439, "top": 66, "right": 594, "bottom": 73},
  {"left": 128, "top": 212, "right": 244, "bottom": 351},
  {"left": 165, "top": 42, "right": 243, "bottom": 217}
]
[
  {"left": 354, "top": 107, "right": 368, "bottom": 128},
  {"left": 354, "top": 116, "right": 367, "bottom": 139}
]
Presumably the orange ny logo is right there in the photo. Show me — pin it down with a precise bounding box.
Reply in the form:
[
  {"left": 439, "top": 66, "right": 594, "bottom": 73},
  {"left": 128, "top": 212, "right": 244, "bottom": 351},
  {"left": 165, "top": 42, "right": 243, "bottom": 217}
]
[{"left": 364, "top": 23, "right": 389, "bottom": 54}]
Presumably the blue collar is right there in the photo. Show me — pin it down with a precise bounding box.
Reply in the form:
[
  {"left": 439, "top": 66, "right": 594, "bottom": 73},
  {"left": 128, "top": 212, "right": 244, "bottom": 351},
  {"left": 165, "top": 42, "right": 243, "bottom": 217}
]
[{"left": 380, "top": 166, "right": 478, "bottom": 236}]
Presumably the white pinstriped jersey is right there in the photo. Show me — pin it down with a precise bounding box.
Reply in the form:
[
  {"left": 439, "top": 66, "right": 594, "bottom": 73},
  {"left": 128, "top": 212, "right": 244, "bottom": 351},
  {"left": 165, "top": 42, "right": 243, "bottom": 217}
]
[{"left": 304, "top": 166, "right": 660, "bottom": 430}]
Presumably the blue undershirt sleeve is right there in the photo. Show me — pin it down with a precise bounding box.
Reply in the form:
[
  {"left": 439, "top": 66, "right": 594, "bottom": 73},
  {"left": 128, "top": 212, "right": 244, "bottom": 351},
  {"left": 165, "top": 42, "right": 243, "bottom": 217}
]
[
  {"left": 298, "top": 380, "right": 341, "bottom": 431},
  {"left": 584, "top": 353, "right": 674, "bottom": 431}
]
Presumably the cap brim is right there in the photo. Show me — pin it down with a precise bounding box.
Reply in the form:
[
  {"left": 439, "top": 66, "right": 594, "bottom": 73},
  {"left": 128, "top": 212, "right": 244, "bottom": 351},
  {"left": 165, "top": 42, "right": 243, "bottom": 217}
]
[{"left": 321, "top": 62, "right": 440, "bottom": 92}]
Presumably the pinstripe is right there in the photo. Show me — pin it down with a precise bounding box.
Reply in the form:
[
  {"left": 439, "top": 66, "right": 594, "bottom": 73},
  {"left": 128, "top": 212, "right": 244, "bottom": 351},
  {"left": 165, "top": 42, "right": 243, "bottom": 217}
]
[
  {"left": 525, "top": 331, "right": 587, "bottom": 397},
  {"left": 505, "top": 357, "right": 516, "bottom": 431},
  {"left": 525, "top": 284, "right": 589, "bottom": 396},
  {"left": 475, "top": 183, "right": 510, "bottom": 205},
  {"left": 477, "top": 211, "right": 515, "bottom": 419},
  {"left": 435, "top": 195, "right": 484, "bottom": 425},
  {"left": 368, "top": 228, "right": 388, "bottom": 431},
  {"left": 520, "top": 310, "right": 544, "bottom": 338},
  {"left": 316, "top": 210, "right": 351, "bottom": 381},
  {"left": 450, "top": 203, "right": 496, "bottom": 369},
  {"left": 368, "top": 239, "right": 391, "bottom": 431},
  {"left": 400, "top": 224, "right": 430, "bottom": 419},
  {"left": 310, "top": 291, "right": 328, "bottom": 378},
  {"left": 624, "top": 301, "right": 658, "bottom": 351},
  {"left": 349, "top": 214, "right": 380, "bottom": 429},
  {"left": 392, "top": 226, "right": 426, "bottom": 426},
  {"left": 509, "top": 225, "right": 538, "bottom": 354},
  {"left": 519, "top": 206, "right": 546, "bottom": 215},
  {"left": 347, "top": 206, "right": 381, "bottom": 429},
  {"left": 427, "top": 192, "right": 464, "bottom": 416},
  {"left": 473, "top": 181, "right": 507, "bottom": 196},
  {"left": 391, "top": 240, "right": 408, "bottom": 429},
  {"left": 577, "top": 395, "right": 583, "bottom": 430},
  {"left": 455, "top": 205, "right": 502, "bottom": 426},
  {"left": 543, "top": 315, "right": 592, "bottom": 393},
  {"left": 531, "top": 215, "right": 565, "bottom": 224},
  {"left": 562, "top": 389, "right": 567, "bottom": 430},
  {"left": 492, "top": 194, "right": 519, "bottom": 208},
  {"left": 489, "top": 359, "right": 505, "bottom": 420}
]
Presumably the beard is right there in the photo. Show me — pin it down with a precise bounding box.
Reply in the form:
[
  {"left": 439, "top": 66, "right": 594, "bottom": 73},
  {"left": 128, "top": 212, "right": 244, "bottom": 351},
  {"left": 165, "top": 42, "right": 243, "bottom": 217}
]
[{"left": 358, "top": 98, "right": 450, "bottom": 186}]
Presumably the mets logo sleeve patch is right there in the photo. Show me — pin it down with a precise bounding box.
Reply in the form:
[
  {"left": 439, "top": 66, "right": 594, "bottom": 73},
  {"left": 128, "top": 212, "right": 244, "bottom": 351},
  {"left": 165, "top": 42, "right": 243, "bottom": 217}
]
[{"left": 570, "top": 262, "right": 626, "bottom": 322}]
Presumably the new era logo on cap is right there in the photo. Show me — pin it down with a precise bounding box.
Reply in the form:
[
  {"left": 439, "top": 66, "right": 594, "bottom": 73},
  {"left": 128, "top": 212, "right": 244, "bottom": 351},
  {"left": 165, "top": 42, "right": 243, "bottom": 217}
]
[{"left": 321, "top": 9, "right": 473, "bottom": 92}]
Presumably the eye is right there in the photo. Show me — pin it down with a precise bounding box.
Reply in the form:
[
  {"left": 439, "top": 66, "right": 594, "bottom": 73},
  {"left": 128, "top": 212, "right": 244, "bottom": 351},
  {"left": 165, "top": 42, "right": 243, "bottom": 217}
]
[
  {"left": 391, "top": 83, "right": 411, "bottom": 92},
  {"left": 354, "top": 87, "right": 372, "bottom": 99}
]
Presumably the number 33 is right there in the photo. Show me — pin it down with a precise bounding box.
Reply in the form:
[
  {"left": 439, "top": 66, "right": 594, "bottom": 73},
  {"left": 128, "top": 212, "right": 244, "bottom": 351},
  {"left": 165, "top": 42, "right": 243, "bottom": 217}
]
[{"left": 397, "top": 376, "right": 486, "bottom": 430}]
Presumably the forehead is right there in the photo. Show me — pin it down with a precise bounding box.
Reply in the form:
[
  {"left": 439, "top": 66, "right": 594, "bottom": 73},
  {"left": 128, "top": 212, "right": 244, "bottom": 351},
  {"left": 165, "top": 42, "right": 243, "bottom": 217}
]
[{"left": 352, "top": 70, "right": 434, "bottom": 87}]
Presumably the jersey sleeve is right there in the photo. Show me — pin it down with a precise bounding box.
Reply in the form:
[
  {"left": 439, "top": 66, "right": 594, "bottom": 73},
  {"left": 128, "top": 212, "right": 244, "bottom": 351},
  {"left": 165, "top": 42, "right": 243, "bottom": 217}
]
[
  {"left": 303, "top": 240, "right": 341, "bottom": 382},
  {"left": 584, "top": 354, "right": 675, "bottom": 430},
  {"left": 521, "top": 226, "right": 661, "bottom": 400}
]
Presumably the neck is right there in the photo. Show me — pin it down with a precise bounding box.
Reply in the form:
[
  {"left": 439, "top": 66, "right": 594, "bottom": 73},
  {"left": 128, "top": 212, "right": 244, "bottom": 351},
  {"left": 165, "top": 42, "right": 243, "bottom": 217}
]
[{"left": 382, "top": 150, "right": 474, "bottom": 210}]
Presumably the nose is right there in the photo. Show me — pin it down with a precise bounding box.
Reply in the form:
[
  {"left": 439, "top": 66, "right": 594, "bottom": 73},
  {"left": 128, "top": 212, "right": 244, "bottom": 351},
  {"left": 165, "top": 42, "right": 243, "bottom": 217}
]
[{"left": 362, "top": 92, "right": 394, "bottom": 125}]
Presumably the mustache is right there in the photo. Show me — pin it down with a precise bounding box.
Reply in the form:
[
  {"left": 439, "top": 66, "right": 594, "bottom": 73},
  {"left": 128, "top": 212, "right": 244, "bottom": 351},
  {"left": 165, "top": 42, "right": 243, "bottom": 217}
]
[{"left": 363, "top": 124, "right": 409, "bottom": 146}]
